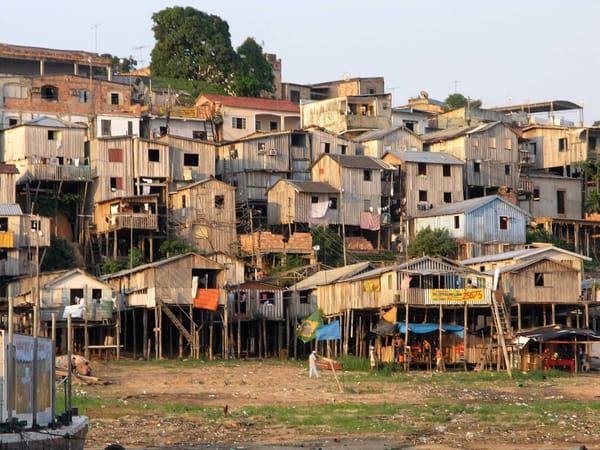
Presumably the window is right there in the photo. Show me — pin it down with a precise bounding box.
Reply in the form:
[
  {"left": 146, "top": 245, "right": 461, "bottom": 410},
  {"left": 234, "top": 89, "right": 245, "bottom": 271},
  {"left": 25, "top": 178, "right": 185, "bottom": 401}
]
[
  {"left": 0, "top": 217, "right": 8, "bottom": 231},
  {"left": 290, "top": 90, "right": 300, "bottom": 104},
  {"left": 419, "top": 190, "right": 428, "bottom": 202},
  {"left": 148, "top": 148, "right": 160, "bottom": 162},
  {"left": 489, "top": 136, "right": 497, "bottom": 148},
  {"left": 77, "top": 90, "right": 89, "bottom": 103},
  {"left": 110, "top": 92, "right": 121, "bottom": 105},
  {"left": 101, "top": 119, "right": 112, "bottom": 136},
  {"left": 258, "top": 142, "right": 266, "bottom": 153},
  {"left": 4, "top": 84, "right": 27, "bottom": 99},
  {"left": 127, "top": 121, "right": 133, "bottom": 136},
  {"left": 505, "top": 137, "right": 512, "bottom": 150},
  {"left": 108, "top": 148, "right": 123, "bottom": 163},
  {"left": 443, "top": 164, "right": 451, "bottom": 177},
  {"left": 363, "top": 199, "right": 371, "bottom": 211},
  {"left": 183, "top": 153, "right": 199, "bottom": 166},
  {"left": 329, "top": 197, "right": 337, "bottom": 210},
  {"left": 499, "top": 216, "right": 509, "bottom": 230},
  {"left": 363, "top": 170, "right": 372, "bottom": 181},
  {"left": 311, "top": 196, "right": 318, "bottom": 204},
  {"left": 338, "top": 144, "right": 347, "bottom": 155},
  {"left": 215, "top": 195, "right": 225, "bottom": 209},
  {"left": 505, "top": 164, "right": 511, "bottom": 175},
  {"left": 41, "top": 85, "right": 58, "bottom": 100},
  {"left": 8, "top": 118, "right": 18, "bottom": 126},
  {"left": 534, "top": 272, "right": 545, "bottom": 287},
  {"left": 0, "top": 249, "right": 6, "bottom": 261},
  {"left": 454, "top": 215, "right": 460, "bottom": 229},
  {"left": 557, "top": 190, "right": 566, "bottom": 214},
  {"left": 558, "top": 137, "right": 567, "bottom": 152},
  {"left": 232, "top": 117, "right": 246, "bottom": 129},
  {"left": 159, "top": 126, "right": 167, "bottom": 136},
  {"left": 259, "top": 291, "right": 274, "bottom": 306},
  {"left": 30, "top": 219, "right": 40, "bottom": 231},
  {"left": 473, "top": 161, "right": 481, "bottom": 172},
  {"left": 110, "top": 177, "right": 123, "bottom": 191},
  {"left": 322, "top": 142, "right": 330, "bottom": 154},
  {"left": 533, "top": 188, "right": 540, "bottom": 201},
  {"left": 47, "top": 130, "right": 57, "bottom": 140},
  {"left": 444, "top": 192, "right": 452, "bottom": 203},
  {"left": 192, "top": 130, "right": 206, "bottom": 140},
  {"left": 270, "top": 121, "right": 278, "bottom": 131},
  {"left": 418, "top": 163, "right": 427, "bottom": 176},
  {"left": 255, "top": 120, "right": 262, "bottom": 131}
]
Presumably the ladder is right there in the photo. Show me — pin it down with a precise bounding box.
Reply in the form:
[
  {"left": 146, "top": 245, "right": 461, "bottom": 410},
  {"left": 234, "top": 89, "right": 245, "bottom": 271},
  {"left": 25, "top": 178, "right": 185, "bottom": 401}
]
[{"left": 491, "top": 289, "right": 512, "bottom": 376}]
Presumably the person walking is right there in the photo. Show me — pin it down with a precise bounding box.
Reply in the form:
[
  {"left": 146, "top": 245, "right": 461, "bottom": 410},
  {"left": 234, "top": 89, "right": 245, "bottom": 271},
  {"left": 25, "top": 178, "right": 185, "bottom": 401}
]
[{"left": 309, "top": 350, "right": 320, "bottom": 378}]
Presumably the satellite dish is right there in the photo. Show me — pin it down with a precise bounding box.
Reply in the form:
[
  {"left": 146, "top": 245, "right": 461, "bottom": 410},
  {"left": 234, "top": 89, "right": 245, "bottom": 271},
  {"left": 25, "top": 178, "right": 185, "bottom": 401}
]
[
  {"left": 343, "top": 72, "right": 351, "bottom": 81},
  {"left": 420, "top": 90, "right": 429, "bottom": 99}
]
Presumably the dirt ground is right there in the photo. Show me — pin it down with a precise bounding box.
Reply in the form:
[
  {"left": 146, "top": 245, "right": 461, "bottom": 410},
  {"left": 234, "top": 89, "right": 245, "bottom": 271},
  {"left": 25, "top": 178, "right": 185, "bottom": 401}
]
[{"left": 79, "top": 359, "right": 600, "bottom": 450}]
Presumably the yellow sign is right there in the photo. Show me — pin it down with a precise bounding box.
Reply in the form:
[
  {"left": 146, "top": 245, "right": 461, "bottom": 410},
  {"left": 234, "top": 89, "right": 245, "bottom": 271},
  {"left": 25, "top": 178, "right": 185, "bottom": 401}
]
[{"left": 429, "top": 289, "right": 486, "bottom": 304}]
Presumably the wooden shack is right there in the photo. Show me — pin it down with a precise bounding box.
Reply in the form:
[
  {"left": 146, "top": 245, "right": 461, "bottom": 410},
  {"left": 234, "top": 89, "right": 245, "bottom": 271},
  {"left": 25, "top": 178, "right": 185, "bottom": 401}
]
[
  {"left": 311, "top": 154, "right": 397, "bottom": 228},
  {"left": 0, "top": 204, "right": 51, "bottom": 277},
  {"left": 266, "top": 179, "right": 340, "bottom": 228},
  {"left": 4, "top": 268, "right": 116, "bottom": 357},
  {"left": 169, "top": 178, "right": 237, "bottom": 254},
  {"left": 490, "top": 257, "right": 585, "bottom": 330},
  {"left": 414, "top": 195, "right": 530, "bottom": 259},
  {"left": 101, "top": 252, "right": 226, "bottom": 360},
  {"left": 422, "top": 121, "right": 521, "bottom": 198},
  {"left": 159, "top": 134, "right": 216, "bottom": 182}
]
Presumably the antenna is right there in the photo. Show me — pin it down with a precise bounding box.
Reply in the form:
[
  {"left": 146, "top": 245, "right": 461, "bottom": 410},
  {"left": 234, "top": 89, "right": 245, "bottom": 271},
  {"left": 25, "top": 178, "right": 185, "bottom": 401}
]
[
  {"left": 91, "top": 24, "right": 100, "bottom": 53},
  {"left": 132, "top": 45, "right": 147, "bottom": 68},
  {"left": 451, "top": 80, "right": 460, "bottom": 93}
]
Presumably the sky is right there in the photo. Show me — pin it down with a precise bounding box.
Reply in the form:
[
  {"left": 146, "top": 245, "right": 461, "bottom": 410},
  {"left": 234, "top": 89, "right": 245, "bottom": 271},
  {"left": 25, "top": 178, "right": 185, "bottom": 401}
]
[{"left": 2, "top": 0, "right": 599, "bottom": 125}]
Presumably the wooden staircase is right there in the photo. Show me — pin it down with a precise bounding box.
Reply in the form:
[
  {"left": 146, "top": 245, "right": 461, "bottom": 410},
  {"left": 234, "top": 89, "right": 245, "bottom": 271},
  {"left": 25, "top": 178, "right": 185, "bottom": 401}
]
[{"left": 161, "top": 303, "right": 199, "bottom": 358}]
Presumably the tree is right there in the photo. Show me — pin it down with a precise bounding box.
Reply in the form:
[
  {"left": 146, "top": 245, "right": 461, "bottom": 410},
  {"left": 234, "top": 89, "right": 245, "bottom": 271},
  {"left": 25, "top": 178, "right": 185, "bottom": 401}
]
[
  {"left": 443, "top": 93, "right": 482, "bottom": 112},
  {"left": 150, "top": 7, "right": 238, "bottom": 86},
  {"left": 231, "top": 38, "right": 275, "bottom": 97},
  {"left": 408, "top": 226, "right": 456, "bottom": 259},
  {"left": 159, "top": 237, "right": 195, "bottom": 258},
  {"left": 573, "top": 161, "right": 600, "bottom": 213},
  {"left": 100, "top": 54, "right": 138, "bottom": 74},
  {"left": 41, "top": 235, "right": 76, "bottom": 271},
  {"left": 310, "top": 226, "right": 345, "bottom": 268}
]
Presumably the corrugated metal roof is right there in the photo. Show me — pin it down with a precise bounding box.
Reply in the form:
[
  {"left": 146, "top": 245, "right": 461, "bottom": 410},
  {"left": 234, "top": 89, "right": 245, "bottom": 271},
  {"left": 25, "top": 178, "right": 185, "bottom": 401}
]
[
  {"left": 101, "top": 252, "right": 224, "bottom": 280},
  {"left": 385, "top": 150, "right": 463, "bottom": 165},
  {"left": 420, "top": 122, "right": 502, "bottom": 144},
  {"left": 417, "top": 195, "right": 529, "bottom": 218},
  {"left": 482, "top": 256, "right": 577, "bottom": 275},
  {"left": 461, "top": 244, "right": 592, "bottom": 265},
  {"left": 0, "top": 204, "right": 23, "bottom": 215},
  {"left": 324, "top": 154, "right": 396, "bottom": 170},
  {"left": 354, "top": 126, "right": 416, "bottom": 142},
  {"left": 198, "top": 93, "right": 300, "bottom": 113},
  {"left": 23, "top": 116, "right": 85, "bottom": 128},
  {"left": 285, "top": 180, "right": 339, "bottom": 194},
  {"left": 287, "top": 262, "right": 373, "bottom": 291}
]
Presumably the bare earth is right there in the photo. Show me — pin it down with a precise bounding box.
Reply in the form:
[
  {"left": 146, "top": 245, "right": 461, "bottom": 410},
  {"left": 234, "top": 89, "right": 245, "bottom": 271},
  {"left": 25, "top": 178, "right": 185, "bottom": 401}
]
[{"left": 80, "top": 359, "right": 600, "bottom": 450}]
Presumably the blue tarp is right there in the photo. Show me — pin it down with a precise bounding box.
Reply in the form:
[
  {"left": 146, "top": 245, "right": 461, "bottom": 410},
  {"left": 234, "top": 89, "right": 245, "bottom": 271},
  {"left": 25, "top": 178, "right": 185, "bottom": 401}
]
[
  {"left": 397, "top": 323, "right": 464, "bottom": 339},
  {"left": 316, "top": 320, "right": 341, "bottom": 341}
]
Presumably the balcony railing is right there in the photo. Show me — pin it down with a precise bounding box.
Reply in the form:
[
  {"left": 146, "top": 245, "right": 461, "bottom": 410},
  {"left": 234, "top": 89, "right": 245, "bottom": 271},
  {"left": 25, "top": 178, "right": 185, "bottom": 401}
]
[
  {"left": 30, "top": 162, "right": 92, "bottom": 181},
  {"left": 108, "top": 213, "right": 158, "bottom": 231}
]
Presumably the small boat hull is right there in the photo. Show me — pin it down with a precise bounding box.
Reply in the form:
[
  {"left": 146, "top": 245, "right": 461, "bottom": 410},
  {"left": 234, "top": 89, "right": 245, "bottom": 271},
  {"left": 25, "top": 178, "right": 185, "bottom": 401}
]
[{"left": 316, "top": 360, "right": 342, "bottom": 370}]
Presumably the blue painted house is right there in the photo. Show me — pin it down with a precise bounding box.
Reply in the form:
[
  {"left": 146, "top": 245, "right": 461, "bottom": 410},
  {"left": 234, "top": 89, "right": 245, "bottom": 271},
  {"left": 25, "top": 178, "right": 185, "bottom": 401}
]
[{"left": 414, "top": 195, "right": 531, "bottom": 259}]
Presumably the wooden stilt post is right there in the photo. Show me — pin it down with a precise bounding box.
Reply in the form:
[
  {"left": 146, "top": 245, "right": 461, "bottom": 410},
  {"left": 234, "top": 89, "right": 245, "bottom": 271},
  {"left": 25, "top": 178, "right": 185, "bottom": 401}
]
[{"left": 143, "top": 308, "right": 148, "bottom": 360}]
